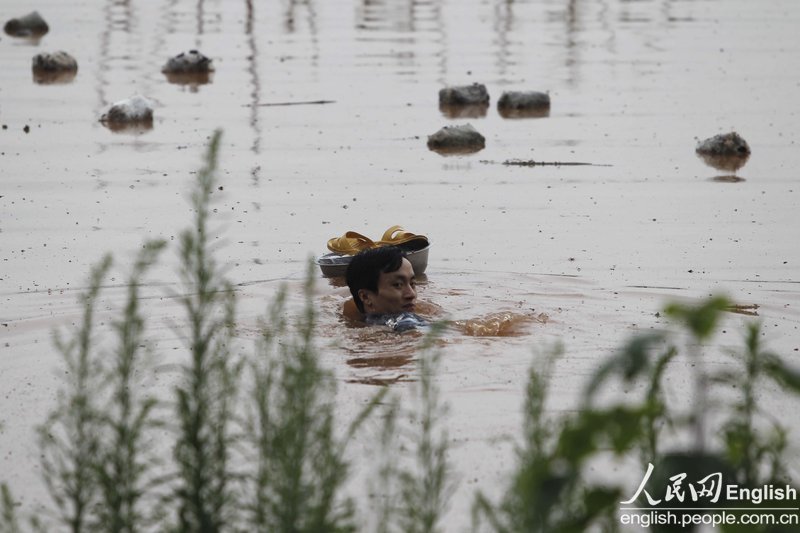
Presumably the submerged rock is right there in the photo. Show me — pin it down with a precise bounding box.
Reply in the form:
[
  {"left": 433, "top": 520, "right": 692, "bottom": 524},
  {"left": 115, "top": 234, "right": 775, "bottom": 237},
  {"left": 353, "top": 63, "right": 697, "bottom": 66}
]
[
  {"left": 696, "top": 132, "right": 750, "bottom": 174},
  {"left": 32, "top": 51, "right": 78, "bottom": 72},
  {"left": 498, "top": 91, "right": 550, "bottom": 110},
  {"left": 438, "top": 83, "right": 490, "bottom": 106},
  {"left": 4, "top": 11, "right": 49, "bottom": 37},
  {"left": 100, "top": 95, "right": 155, "bottom": 125},
  {"left": 32, "top": 51, "right": 78, "bottom": 83},
  {"left": 427, "top": 123, "right": 485, "bottom": 154},
  {"left": 162, "top": 50, "right": 214, "bottom": 74},
  {"left": 497, "top": 91, "right": 550, "bottom": 118},
  {"left": 695, "top": 132, "right": 750, "bottom": 156}
]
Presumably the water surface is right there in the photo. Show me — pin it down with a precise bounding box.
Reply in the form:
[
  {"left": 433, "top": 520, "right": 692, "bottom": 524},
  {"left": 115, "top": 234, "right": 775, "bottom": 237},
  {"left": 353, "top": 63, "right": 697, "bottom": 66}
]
[{"left": 2, "top": 0, "right": 799, "bottom": 528}]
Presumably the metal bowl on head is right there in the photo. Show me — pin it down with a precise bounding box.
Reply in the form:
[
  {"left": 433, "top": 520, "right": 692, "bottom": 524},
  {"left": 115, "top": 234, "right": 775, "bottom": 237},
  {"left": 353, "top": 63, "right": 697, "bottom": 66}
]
[{"left": 316, "top": 241, "right": 430, "bottom": 278}]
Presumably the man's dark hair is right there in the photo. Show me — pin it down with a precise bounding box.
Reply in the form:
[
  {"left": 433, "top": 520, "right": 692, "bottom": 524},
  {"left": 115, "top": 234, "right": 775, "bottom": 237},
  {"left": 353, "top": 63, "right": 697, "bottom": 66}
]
[{"left": 346, "top": 246, "right": 406, "bottom": 313}]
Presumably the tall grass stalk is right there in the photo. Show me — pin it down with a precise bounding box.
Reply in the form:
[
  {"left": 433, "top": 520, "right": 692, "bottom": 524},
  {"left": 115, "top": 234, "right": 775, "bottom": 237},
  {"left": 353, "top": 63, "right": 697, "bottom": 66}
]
[
  {"left": 38, "top": 256, "right": 111, "bottom": 533},
  {"left": 371, "top": 396, "right": 400, "bottom": 533},
  {"left": 171, "top": 130, "right": 241, "bottom": 532},
  {"left": 720, "top": 321, "right": 799, "bottom": 488},
  {"left": 472, "top": 345, "right": 605, "bottom": 533},
  {"left": 664, "top": 296, "right": 729, "bottom": 452},
  {"left": 1, "top": 483, "right": 21, "bottom": 533},
  {"left": 93, "top": 240, "right": 165, "bottom": 532},
  {"left": 246, "top": 265, "right": 384, "bottom": 532},
  {"left": 397, "top": 324, "right": 452, "bottom": 533}
]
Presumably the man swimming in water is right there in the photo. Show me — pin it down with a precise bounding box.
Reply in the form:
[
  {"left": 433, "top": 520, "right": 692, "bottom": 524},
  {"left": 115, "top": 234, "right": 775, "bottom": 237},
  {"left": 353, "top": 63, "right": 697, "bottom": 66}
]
[{"left": 345, "top": 246, "right": 428, "bottom": 332}]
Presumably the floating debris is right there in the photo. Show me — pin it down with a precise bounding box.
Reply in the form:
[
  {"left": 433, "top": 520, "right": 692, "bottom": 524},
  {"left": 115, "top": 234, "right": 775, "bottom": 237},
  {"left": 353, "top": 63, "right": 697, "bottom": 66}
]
[
  {"left": 99, "top": 95, "right": 154, "bottom": 132},
  {"left": 4, "top": 11, "right": 49, "bottom": 37},
  {"left": 481, "top": 159, "right": 611, "bottom": 167},
  {"left": 726, "top": 303, "right": 759, "bottom": 316},
  {"left": 427, "top": 124, "right": 485, "bottom": 154},
  {"left": 245, "top": 100, "right": 336, "bottom": 108},
  {"left": 497, "top": 91, "right": 550, "bottom": 118}
]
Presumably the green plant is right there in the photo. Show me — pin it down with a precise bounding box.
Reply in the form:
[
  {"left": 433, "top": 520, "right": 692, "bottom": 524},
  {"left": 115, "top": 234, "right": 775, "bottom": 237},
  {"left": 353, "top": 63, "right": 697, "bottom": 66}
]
[
  {"left": 474, "top": 297, "right": 800, "bottom": 533},
  {"left": 38, "top": 256, "right": 111, "bottom": 532},
  {"left": 22, "top": 130, "right": 393, "bottom": 533},
  {"left": 718, "top": 322, "right": 800, "bottom": 488},
  {"left": 1, "top": 483, "right": 21, "bottom": 533},
  {"left": 245, "top": 267, "right": 384, "bottom": 532},
  {"left": 367, "top": 323, "right": 453, "bottom": 533},
  {"left": 473, "top": 344, "right": 638, "bottom": 533},
  {"left": 397, "top": 325, "right": 453, "bottom": 533},
  {"left": 170, "top": 130, "right": 241, "bottom": 532},
  {"left": 35, "top": 243, "right": 165, "bottom": 533},
  {"left": 664, "top": 296, "right": 730, "bottom": 452},
  {"left": 93, "top": 241, "right": 165, "bottom": 532}
]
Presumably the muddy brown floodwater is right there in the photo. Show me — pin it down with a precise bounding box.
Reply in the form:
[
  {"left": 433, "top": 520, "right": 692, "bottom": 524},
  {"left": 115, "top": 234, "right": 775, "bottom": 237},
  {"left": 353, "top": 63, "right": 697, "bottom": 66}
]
[{"left": 2, "top": 0, "right": 800, "bottom": 530}]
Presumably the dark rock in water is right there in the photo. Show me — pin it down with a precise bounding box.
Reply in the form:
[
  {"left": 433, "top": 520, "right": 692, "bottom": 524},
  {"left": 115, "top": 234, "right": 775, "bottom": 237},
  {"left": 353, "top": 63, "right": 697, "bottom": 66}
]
[
  {"left": 32, "top": 51, "right": 78, "bottom": 72},
  {"left": 162, "top": 50, "right": 214, "bottom": 74},
  {"left": 439, "top": 83, "right": 490, "bottom": 106},
  {"left": 696, "top": 132, "right": 750, "bottom": 173},
  {"left": 498, "top": 91, "right": 550, "bottom": 109},
  {"left": 99, "top": 95, "right": 154, "bottom": 126},
  {"left": 427, "top": 124, "right": 485, "bottom": 154},
  {"left": 497, "top": 91, "right": 550, "bottom": 118},
  {"left": 32, "top": 50, "right": 78, "bottom": 84},
  {"left": 695, "top": 132, "right": 750, "bottom": 156},
  {"left": 4, "top": 11, "right": 49, "bottom": 37}
]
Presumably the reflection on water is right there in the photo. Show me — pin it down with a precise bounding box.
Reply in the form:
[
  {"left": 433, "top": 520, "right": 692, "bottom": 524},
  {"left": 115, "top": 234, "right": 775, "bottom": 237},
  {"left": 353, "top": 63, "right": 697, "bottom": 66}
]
[
  {"left": 101, "top": 121, "right": 154, "bottom": 134},
  {"left": 163, "top": 70, "right": 213, "bottom": 89},
  {"left": 491, "top": 0, "right": 514, "bottom": 81},
  {"left": 697, "top": 152, "right": 750, "bottom": 173},
  {"left": 356, "top": 0, "right": 445, "bottom": 79},
  {"left": 33, "top": 70, "right": 78, "bottom": 85},
  {"left": 439, "top": 103, "right": 488, "bottom": 119},
  {"left": 245, "top": 0, "right": 262, "bottom": 153},
  {"left": 711, "top": 175, "right": 746, "bottom": 184},
  {"left": 357, "top": 0, "right": 414, "bottom": 32},
  {"left": 497, "top": 106, "right": 550, "bottom": 119}
]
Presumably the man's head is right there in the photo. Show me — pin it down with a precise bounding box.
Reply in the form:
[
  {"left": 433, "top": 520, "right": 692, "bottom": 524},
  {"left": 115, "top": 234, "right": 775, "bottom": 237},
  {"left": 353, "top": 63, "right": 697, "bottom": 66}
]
[{"left": 346, "top": 246, "right": 417, "bottom": 315}]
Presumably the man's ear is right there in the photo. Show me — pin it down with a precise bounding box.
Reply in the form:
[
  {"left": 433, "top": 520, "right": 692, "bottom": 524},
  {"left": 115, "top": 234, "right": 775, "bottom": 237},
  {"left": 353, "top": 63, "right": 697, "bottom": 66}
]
[{"left": 357, "top": 289, "right": 373, "bottom": 311}]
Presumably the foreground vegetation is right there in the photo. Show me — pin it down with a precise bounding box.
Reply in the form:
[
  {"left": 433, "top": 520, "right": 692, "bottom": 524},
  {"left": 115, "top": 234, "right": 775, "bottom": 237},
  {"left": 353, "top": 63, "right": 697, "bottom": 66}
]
[{"left": 1, "top": 132, "right": 798, "bottom": 532}]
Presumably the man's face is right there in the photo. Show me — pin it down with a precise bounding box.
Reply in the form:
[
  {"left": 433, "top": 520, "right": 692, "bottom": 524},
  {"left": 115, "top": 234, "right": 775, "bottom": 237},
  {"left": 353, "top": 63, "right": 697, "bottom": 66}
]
[{"left": 358, "top": 258, "right": 417, "bottom": 315}]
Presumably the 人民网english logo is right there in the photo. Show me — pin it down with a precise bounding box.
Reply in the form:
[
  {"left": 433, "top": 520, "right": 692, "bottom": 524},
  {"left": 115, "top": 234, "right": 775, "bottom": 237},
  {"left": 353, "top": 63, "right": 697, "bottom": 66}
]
[{"left": 617, "top": 463, "right": 799, "bottom": 529}]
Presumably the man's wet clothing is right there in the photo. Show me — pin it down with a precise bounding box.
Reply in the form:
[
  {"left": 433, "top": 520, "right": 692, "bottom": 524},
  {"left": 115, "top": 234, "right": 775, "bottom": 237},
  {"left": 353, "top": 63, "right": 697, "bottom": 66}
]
[{"left": 365, "top": 312, "right": 428, "bottom": 332}]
